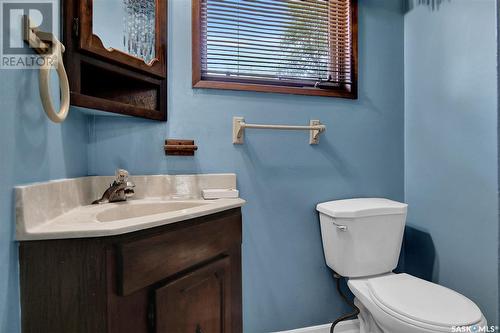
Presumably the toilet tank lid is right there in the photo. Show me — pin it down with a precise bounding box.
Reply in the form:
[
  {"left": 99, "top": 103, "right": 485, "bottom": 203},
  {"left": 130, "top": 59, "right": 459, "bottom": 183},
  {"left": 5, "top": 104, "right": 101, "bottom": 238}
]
[{"left": 316, "top": 198, "right": 407, "bottom": 218}]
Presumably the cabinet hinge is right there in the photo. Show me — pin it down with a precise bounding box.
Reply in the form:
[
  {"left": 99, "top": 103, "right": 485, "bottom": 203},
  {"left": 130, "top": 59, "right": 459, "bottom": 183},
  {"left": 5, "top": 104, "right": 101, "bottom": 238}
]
[
  {"left": 147, "top": 300, "right": 156, "bottom": 332},
  {"left": 72, "top": 18, "right": 79, "bottom": 38}
]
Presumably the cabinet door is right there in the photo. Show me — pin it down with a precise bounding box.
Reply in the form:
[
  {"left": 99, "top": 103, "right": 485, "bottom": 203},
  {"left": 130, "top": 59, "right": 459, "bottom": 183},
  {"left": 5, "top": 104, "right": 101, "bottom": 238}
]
[{"left": 155, "top": 258, "right": 231, "bottom": 333}]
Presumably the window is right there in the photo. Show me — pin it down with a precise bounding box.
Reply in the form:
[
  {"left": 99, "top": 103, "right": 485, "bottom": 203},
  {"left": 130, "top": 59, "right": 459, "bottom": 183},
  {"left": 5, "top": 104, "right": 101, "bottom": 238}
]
[{"left": 192, "top": 0, "right": 358, "bottom": 99}]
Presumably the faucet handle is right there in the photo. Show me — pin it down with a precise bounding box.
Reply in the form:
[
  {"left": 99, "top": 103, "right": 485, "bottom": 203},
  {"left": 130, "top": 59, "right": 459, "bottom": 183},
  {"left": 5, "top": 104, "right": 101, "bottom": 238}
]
[
  {"left": 124, "top": 181, "right": 135, "bottom": 198},
  {"left": 115, "top": 169, "right": 129, "bottom": 183}
]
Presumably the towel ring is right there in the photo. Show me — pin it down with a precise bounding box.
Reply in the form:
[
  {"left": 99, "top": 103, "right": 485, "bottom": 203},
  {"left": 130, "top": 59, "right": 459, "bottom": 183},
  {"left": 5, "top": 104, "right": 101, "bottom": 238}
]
[
  {"left": 38, "top": 37, "right": 70, "bottom": 123},
  {"left": 23, "top": 15, "right": 70, "bottom": 123}
]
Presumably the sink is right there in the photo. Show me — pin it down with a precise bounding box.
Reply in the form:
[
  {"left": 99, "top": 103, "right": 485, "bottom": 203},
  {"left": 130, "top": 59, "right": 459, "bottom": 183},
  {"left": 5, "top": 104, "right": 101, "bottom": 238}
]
[
  {"left": 96, "top": 201, "right": 210, "bottom": 222},
  {"left": 16, "top": 174, "right": 246, "bottom": 240}
]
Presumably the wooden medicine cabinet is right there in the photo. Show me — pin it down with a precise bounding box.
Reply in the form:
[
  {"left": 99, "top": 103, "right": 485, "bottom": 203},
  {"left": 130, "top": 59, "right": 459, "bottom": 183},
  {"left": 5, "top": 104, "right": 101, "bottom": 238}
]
[{"left": 63, "top": 0, "right": 167, "bottom": 121}]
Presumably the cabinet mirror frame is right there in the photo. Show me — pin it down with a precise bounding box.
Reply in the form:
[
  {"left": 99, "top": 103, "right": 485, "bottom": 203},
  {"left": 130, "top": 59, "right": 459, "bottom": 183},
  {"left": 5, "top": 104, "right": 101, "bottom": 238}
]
[{"left": 78, "top": 0, "right": 166, "bottom": 78}]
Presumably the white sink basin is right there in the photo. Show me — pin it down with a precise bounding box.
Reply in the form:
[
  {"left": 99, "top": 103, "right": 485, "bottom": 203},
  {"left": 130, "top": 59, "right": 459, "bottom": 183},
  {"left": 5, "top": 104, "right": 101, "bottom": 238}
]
[
  {"left": 15, "top": 174, "right": 246, "bottom": 240},
  {"left": 96, "top": 201, "right": 210, "bottom": 222},
  {"left": 17, "top": 197, "right": 245, "bottom": 240},
  {"left": 19, "top": 198, "right": 245, "bottom": 240}
]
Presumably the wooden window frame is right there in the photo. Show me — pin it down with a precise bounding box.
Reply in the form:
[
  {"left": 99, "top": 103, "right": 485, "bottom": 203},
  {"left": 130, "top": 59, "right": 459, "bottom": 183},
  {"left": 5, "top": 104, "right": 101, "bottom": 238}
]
[{"left": 192, "top": 0, "right": 358, "bottom": 99}]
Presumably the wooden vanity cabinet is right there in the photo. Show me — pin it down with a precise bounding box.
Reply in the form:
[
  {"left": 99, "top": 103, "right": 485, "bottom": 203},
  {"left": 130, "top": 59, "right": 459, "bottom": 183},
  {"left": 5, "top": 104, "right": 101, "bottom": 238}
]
[{"left": 19, "top": 208, "right": 242, "bottom": 333}]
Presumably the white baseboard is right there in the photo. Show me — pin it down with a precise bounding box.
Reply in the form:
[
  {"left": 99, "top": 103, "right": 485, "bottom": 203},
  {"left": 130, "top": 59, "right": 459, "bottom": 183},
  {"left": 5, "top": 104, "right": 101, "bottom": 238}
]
[{"left": 273, "top": 319, "right": 360, "bottom": 333}]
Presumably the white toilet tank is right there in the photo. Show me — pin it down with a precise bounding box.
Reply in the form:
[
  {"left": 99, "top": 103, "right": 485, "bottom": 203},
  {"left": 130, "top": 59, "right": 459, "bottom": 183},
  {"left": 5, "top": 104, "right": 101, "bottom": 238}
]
[{"left": 317, "top": 198, "right": 408, "bottom": 278}]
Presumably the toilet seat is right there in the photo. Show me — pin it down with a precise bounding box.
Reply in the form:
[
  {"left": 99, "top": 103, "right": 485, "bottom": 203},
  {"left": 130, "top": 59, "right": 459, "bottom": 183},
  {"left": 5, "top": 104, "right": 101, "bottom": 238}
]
[
  {"left": 348, "top": 274, "right": 485, "bottom": 333},
  {"left": 367, "top": 274, "right": 483, "bottom": 328},
  {"left": 370, "top": 295, "right": 481, "bottom": 332}
]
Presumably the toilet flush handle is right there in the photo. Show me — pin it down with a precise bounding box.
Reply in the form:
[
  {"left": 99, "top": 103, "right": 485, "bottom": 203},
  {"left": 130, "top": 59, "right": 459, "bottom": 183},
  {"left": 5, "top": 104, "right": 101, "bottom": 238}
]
[{"left": 330, "top": 218, "right": 348, "bottom": 231}]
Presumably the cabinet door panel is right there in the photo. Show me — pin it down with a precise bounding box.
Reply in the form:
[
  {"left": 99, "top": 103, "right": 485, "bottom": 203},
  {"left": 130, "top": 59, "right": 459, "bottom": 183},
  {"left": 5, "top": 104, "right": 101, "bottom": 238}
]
[{"left": 155, "top": 258, "right": 231, "bottom": 333}]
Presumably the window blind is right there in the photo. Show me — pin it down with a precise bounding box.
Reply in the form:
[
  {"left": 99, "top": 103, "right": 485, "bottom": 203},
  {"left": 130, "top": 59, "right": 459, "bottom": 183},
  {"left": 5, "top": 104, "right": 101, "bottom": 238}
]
[{"left": 198, "top": 0, "right": 354, "bottom": 90}]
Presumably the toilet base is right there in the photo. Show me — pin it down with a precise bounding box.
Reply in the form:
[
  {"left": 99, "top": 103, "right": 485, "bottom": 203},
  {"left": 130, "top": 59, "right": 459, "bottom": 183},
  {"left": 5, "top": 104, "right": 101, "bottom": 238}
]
[{"left": 355, "top": 299, "right": 383, "bottom": 333}]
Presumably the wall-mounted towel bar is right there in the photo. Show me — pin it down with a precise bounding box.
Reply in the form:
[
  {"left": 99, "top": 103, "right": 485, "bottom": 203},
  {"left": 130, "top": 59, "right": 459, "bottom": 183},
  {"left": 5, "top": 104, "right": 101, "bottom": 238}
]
[{"left": 232, "top": 117, "right": 326, "bottom": 145}]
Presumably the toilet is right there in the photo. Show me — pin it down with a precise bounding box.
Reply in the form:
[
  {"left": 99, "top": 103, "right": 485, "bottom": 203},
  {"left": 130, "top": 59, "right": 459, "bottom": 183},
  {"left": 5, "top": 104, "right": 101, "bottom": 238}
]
[{"left": 316, "top": 198, "right": 487, "bottom": 333}]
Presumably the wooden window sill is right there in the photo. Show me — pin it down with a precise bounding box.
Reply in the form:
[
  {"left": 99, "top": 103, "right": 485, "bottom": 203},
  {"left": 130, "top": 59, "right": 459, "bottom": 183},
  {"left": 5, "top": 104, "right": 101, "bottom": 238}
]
[{"left": 192, "top": 80, "right": 357, "bottom": 99}]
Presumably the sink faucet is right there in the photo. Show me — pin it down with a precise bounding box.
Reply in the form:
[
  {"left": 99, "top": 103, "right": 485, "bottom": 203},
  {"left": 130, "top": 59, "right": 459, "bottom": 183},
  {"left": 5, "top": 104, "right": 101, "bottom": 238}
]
[{"left": 92, "top": 169, "right": 135, "bottom": 204}]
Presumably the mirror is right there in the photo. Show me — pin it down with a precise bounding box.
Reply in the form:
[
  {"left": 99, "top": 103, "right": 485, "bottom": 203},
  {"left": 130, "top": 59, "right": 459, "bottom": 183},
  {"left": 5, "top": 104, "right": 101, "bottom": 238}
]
[{"left": 93, "top": 0, "right": 156, "bottom": 64}]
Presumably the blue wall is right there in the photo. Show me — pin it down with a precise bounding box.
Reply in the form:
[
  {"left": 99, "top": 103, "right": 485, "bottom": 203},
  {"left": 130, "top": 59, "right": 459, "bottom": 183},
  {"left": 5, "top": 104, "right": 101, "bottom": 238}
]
[
  {"left": 87, "top": 0, "right": 404, "bottom": 331},
  {"left": 0, "top": 70, "right": 88, "bottom": 331},
  {"left": 11, "top": 0, "right": 500, "bottom": 331},
  {"left": 404, "top": 0, "right": 499, "bottom": 324},
  {"left": 0, "top": 4, "right": 88, "bottom": 332}
]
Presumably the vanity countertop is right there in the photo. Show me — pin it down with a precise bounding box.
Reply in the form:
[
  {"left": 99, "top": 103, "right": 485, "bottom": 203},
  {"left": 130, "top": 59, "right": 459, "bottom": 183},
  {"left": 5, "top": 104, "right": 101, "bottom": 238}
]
[{"left": 16, "top": 174, "right": 245, "bottom": 240}]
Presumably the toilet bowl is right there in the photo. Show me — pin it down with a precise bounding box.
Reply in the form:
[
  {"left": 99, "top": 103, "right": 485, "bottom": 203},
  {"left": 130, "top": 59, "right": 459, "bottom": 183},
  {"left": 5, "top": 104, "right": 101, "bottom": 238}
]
[
  {"left": 348, "top": 273, "right": 486, "bottom": 333},
  {"left": 316, "top": 198, "right": 486, "bottom": 333}
]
